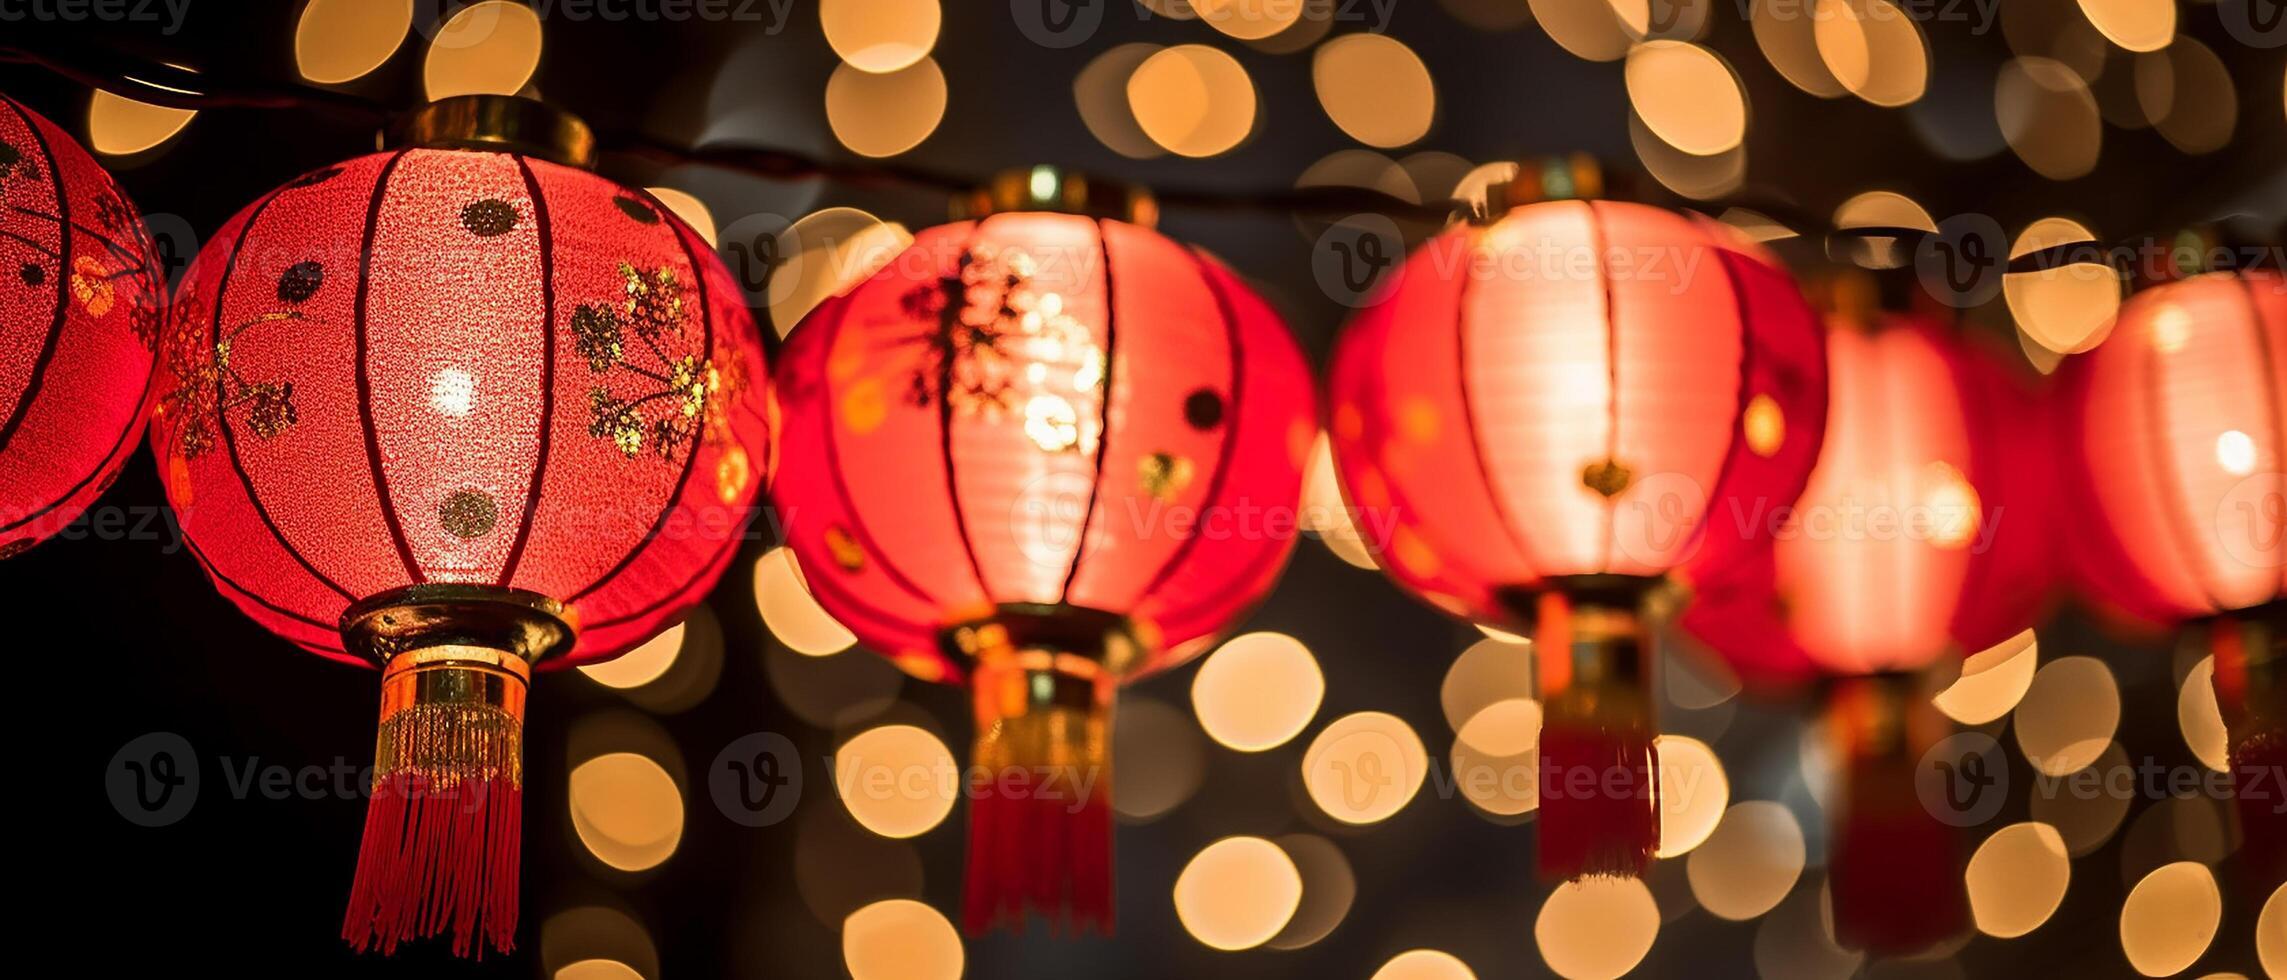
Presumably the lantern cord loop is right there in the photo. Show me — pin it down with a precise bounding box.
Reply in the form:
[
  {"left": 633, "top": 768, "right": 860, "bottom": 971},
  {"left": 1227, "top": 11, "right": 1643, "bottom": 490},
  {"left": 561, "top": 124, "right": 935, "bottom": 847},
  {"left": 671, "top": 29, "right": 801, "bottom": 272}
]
[{"left": 1822, "top": 671, "right": 1968, "bottom": 956}]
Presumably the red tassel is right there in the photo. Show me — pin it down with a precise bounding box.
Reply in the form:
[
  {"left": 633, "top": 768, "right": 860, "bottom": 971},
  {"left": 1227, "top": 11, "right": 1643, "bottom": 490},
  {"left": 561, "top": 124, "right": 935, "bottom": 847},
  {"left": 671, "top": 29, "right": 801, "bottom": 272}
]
[
  {"left": 343, "top": 773, "right": 522, "bottom": 957},
  {"left": 1823, "top": 674, "right": 1966, "bottom": 955},
  {"left": 1536, "top": 721, "right": 1659, "bottom": 879},
  {"left": 960, "top": 669, "right": 1115, "bottom": 935},
  {"left": 1532, "top": 583, "right": 1659, "bottom": 880},
  {"left": 2230, "top": 728, "right": 2286, "bottom": 892}
]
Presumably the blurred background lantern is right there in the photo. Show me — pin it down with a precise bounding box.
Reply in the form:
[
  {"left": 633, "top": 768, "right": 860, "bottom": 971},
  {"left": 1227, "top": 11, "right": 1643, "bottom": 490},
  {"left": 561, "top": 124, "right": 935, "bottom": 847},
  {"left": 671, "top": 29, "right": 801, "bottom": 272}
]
[
  {"left": 1327, "top": 173, "right": 1828, "bottom": 882},
  {"left": 770, "top": 169, "right": 1315, "bottom": 934},
  {"left": 0, "top": 93, "right": 163, "bottom": 556},
  {"left": 2063, "top": 267, "right": 2284, "bottom": 889},
  {"left": 148, "top": 96, "right": 770, "bottom": 957},
  {"left": 1683, "top": 276, "right": 2058, "bottom": 955}
]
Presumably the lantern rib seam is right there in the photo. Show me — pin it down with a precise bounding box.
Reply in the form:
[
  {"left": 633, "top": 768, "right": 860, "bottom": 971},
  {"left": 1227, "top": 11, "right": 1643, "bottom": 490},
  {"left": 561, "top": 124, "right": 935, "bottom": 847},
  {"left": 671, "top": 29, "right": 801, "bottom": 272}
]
[
  {"left": 1134, "top": 245, "right": 1247, "bottom": 605},
  {"left": 1587, "top": 200, "right": 1620, "bottom": 571},
  {"left": 811, "top": 290, "right": 941, "bottom": 608},
  {"left": 496, "top": 156, "right": 557, "bottom": 588},
  {"left": 2235, "top": 273, "right": 2285, "bottom": 604},
  {"left": 0, "top": 377, "right": 143, "bottom": 532},
  {"left": 354, "top": 149, "right": 424, "bottom": 587},
  {"left": 0, "top": 98, "right": 71, "bottom": 455},
  {"left": 569, "top": 187, "right": 714, "bottom": 604},
  {"left": 1447, "top": 224, "right": 1542, "bottom": 582},
  {"left": 179, "top": 530, "right": 341, "bottom": 639},
  {"left": 1697, "top": 237, "right": 1760, "bottom": 578},
  {"left": 1056, "top": 217, "right": 1117, "bottom": 603},
  {"left": 933, "top": 218, "right": 995, "bottom": 601},
  {"left": 217, "top": 184, "right": 358, "bottom": 601},
  {"left": 2138, "top": 308, "right": 2228, "bottom": 614}
]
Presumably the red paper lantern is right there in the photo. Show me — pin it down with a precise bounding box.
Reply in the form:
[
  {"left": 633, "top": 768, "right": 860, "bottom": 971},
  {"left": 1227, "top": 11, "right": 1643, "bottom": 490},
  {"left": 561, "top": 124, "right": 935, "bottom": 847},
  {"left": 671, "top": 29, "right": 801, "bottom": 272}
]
[
  {"left": 2064, "top": 269, "right": 2284, "bottom": 886},
  {"left": 149, "top": 99, "right": 770, "bottom": 956},
  {"left": 772, "top": 204, "right": 1315, "bottom": 933},
  {"left": 1682, "top": 308, "right": 2055, "bottom": 953},
  {"left": 0, "top": 94, "right": 164, "bottom": 556},
  {"left": 1328, "top": 198, "right": 1827, "bottom": 879}
]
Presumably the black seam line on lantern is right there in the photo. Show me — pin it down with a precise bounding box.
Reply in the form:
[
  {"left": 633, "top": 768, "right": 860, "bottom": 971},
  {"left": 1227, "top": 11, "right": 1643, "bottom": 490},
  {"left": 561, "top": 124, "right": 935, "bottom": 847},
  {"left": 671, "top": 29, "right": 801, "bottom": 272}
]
[
  {"left": 936, "top": 217, "right": 995, "bottom": 600},
  {"left": 813, "top": 290, "right": 941, "bottom": 608},
  {"left": 0, "top": 350, "right": 147, "bottom": 533},
  {"left": 2237, "top": 274, "right": 2284, "bottom": 605},
  {"left": 2140, "top": 303, "right": 2227, "bottom": 615},
  {"left": 570, "top": 187, "right": 713, "bottom": 603},
  {"left": 178, "top": 529, "right": 343, "bottom": 639},
  {"left": 0, "top": 97, "right": 70, "bottom": 455},
  {"left": 1134, "top": 245, "right": 1246, "bottom": 602},
  {"left": 215, "top": 184, "right": 359, "bottom": 601},
  {"left": 1697, "top": 236, "right": 1761, "bottom": 575},
  {"left": 355, "top": 149, "right": 423, "bottom": 585},
  {"left": 497, "top": 156, "right": 557, "bottom": 587},
  {"left": 1448, "top": 223, "right": 1542, "bottom": 579},
  {"left": 580, "top": 513, "right": 742, "bottom": 630},
  {"left": 1057, "top": 217, "right": 1118, "bottom": 604},
  {"left": 1588, "top": 200, "right": 1621, "bottom": 572}
]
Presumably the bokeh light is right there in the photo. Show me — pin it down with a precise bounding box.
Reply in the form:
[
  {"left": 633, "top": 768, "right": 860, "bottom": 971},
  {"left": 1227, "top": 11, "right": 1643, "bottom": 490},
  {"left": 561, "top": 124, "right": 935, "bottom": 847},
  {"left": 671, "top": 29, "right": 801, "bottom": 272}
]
[
  {"left": 1535, "top": 877, "right": 1660, "bottom": 979},
  {"left": 2013, "top": 655, "right": 2120, "bottom": 776},
  {"left": 295, "top": 0, "right": 412, "bottom": 84},
  {"left": 1686, "top": 801, "right": 1806, "bottom": 920},
  {"left": 1373, "top": 949, "right": 1477, "bottom": 979},
  {"left": 1964, "top": 822, "right": 2071, "bottom": 938},
  {"left": 1625, "top": 40, "right": 1748, "bottom": 156},
  {"left": 1196, "top": 0, "right": 1303, "bottom": 40},
  {"left": 2178, "top": 655, "right": 2230, "bottom": 772},
  {"left": 1443, "top": 636, "right": 1536, "bottom": 736},
  {"left": 820, "top": 0, "right": 940, "bottom": 73},
  {"left": 1753, "top": 878, "right": 1864, "bottom": 980},
  {"left": 1192, "top": 631, "right": 1325, "bottom": 752},
  {"left": 756, "top": 546, "right": 858, "bottom": 656},
  {"left": 1303, "top": 431, "right": 1380, "bottom": 569},
  {"left": 834, "top": 724, "right": 957, "bottom": 839},
  {"left": 580, "top": 622, "right": 684, "bottom": 690},
  {"left": 1128, "top": 45, "right": 1257, "bottom": 158},
  {"left": 1934, "top": 627, "right": 2040, "bottom": 725},
  {"left": 1530, "top": 0, "right": 1634, "bottom": 62},
  {"left": 1756, "top": 0, "right": 1846, "bottom": 97},
  {"left": 2144, "top": 39, "right": 2238, "bottom": 155},
  {"left": 1996, "top": 57, "right": 2102, "bottom": 180},
  {"left": 1451, "top": 698, "right": 1540, "bottom": 817},
  {"left": 1266, "top": 834, "right": 1357, "bottom": 950},
  {"left": 1113, "top": 695, "right": 1209, "bottom": 821},
  {"left": 1313, "top": 34, "right": 1437, "bottom": 148},
  {"left": 645, "top": 187, "right": 717, "bottom": 247},
  {"left": 1813, "top": 0, "right": 1930, "bottom": 107},
  {"left": 826, "top": 58, "right": 947, "bottom": 157},
  {"left": 424, "top": 0, "right": 543, "bottom": 100},
  {"left": 2005, "top": 216, "right": 2120, "bottom": 355},
  {"left": 2261, "top": 884, "right": 2286, "bottom": 979},
  {"left": 1074, "top": 44, "right": 1167, "bottom": 160},
  {"left": 1654, "top": 735, "right": 1730, "bottom": 858},
  {"left": 2119, "top": 861, "right": 2221, "bottom": 976},
  {"left": 555, "top": 959, "right": 642, "bottom": 980},
  {"left": 1174, "top": 836, "right": 1304, "bottom": 951},
  {"left": 766, "top": 207, "right": 911, "bottom": 336},
  {"left": 2029, "top": 741, "right": 2133, "bottom": 855},
  {"left": 568, "top": 752, "right": 685, "bottom": 872},
  {"left": 1303, "top": 712, "right": 1428, "bottom": 824},
  {"left": 86, "top": 90, "right": 194, "bottom": 156},
  {"left": 2077, "top": 0, "right": 2174, "bottom": 53},
  {"left": 843, "top": 899, "right": 962, "bottom": 980}
]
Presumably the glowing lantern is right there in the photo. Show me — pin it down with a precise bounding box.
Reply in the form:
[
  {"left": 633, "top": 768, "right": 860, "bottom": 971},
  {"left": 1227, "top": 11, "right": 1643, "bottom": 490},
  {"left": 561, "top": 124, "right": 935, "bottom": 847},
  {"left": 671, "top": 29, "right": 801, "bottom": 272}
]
[
  {"left": 0, "top": 94, "right": 165, "bottom": 556},
  {"left": 2064, "top": 269, "right": 2284, "bottom": 888},
  {"left": 1684, "top": 303, "right": 2056, "bottom": 953},
  {"left": 1328, "top": 192, "right": 1827, "bottom": 880},
  {"left": 149, "top": 97, "right": 770, "bottom": 956},
  {"left": 771, "top": 173, "right": 1314, "bottom": 933}
]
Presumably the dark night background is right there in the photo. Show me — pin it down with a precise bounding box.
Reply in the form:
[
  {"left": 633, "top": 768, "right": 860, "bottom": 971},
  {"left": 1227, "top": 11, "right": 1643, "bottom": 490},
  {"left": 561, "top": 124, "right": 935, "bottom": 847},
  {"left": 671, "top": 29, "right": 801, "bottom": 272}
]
[{"left": 3, "top": 0, "right": 2283, "bottom": 976}]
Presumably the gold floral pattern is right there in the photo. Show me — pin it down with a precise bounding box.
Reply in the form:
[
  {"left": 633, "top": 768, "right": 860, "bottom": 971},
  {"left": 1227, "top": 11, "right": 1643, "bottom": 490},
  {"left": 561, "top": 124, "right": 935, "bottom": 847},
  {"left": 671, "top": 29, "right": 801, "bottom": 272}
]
[
  {"left": 0, "top": 138, "right": 163, "bottom": 350},
  {"left": 893, "top": 244, "right": 1104, "bottom": 454},
  {"left": 157, "top": 261, "right": 322, "bottom": 461},
  {"left": 577, "top": 261, "right": 716, "bottom": 462}
]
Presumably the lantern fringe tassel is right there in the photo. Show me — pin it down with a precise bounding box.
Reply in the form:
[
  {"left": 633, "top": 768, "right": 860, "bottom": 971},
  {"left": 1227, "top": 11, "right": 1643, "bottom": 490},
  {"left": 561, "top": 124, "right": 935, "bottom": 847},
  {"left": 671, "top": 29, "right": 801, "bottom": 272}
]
[
  {"left": 1533, "top": 586, "right": 1660, "bottom": 880},
  {"left": 963, "top": 700, "right": 1114, "bottom": 936},
  {"left": 342, "top": 661, "right": 526, "bottom": 958},
  {"left": 1824, "top": 676, "right": 1965, "bottom": 956}
]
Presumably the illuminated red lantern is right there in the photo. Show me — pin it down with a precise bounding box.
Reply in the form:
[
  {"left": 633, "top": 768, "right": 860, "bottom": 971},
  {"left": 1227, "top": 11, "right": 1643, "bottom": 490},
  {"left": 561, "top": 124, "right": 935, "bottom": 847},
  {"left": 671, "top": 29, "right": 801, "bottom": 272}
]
[
  {"left": 1329, "top": 196, "right": 1827, "bottom": 879},
  {"left": 2064, "top": 269, "right": 2284, "bottom": 886},
  {"left": 1683, "top": 305, "right": 2055, "bottom": 953},
  {"left": 149, "top": 99, "right": 770, "bottom": 956},
  {"left": 0, "top": 94, "right": 165, "bottom": 556},
  {"left": 772, "top": 190, "right": 1315, "bottom": 933}
]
